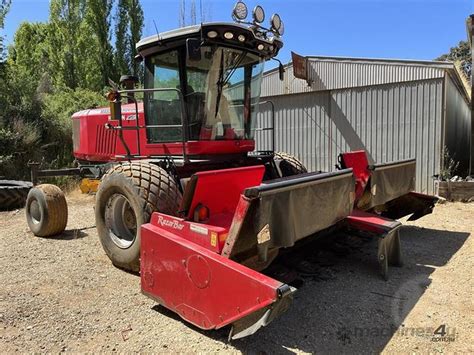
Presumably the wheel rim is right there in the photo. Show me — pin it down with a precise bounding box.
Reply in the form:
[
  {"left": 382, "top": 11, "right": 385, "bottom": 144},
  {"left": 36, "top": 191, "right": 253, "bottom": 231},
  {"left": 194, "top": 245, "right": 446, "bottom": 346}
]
[
  {"left": 104, "top": 193, "right": 137, "bottom": 249},
  {"left": 29, "top": 199, "right": 42, "bottom": 224}
]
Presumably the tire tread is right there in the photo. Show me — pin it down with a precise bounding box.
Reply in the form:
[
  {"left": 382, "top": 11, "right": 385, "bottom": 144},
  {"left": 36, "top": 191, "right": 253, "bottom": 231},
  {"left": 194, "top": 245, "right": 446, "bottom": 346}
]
[
  {"left": 0, "top": 180, "right": 33, "bottom": 211},
  {"left": 97, "top": 162, "right": 182, "bottom": 271},
  {"left": 274, "top": 152, "right": 308, "bottom": 175},
  {"left": 29, "top": 184, "right": 68, "bottom": 236}
]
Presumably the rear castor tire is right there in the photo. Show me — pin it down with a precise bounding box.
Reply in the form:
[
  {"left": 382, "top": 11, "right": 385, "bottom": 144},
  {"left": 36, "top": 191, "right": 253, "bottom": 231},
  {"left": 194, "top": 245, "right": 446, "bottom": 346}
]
[
  {"left": 0, "top": 180, "right": 33, "bottom": 211},
  {"left": 274, "top": 152, "right": 307, "bottom": 177},
  {"left": 95, "top": 162, "right": 182, "bottom": 272},
  {"left": 25, "top": 184, "right": 68, "bottom": 237}
]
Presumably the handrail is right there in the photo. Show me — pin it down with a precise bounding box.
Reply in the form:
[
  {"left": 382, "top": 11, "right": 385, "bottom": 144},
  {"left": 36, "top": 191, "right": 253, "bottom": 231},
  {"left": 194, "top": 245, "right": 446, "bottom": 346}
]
[
  {"left": 258, "top": 100, "right": 275, "bottom": 152},
  {"left": 226, "top": 100, "right": 275, "bottom": 152},
  {"left": 109, "top": 87, "right": 189, "bottom": 163}
]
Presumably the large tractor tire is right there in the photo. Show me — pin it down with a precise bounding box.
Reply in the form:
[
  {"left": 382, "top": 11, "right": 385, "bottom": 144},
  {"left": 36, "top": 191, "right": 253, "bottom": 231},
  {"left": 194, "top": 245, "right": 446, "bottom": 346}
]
[
  {"left": 0, "top": 180, "right": 33, "bottom": 211},
  {"left": 274, "top": 152, "right": 308, "bottom": 177},
  {"left": 25, "top": 184, "right": 68, "bottom": 237},
  {"left": 95, "top": 162, "right": 182, "bottom": 272}
]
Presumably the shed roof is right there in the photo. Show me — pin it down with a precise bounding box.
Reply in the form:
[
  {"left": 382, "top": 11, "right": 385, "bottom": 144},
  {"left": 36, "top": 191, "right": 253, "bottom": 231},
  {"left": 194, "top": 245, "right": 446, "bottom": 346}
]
[{"left": 261, "top": 55, "right": 470, "bottom": 102}]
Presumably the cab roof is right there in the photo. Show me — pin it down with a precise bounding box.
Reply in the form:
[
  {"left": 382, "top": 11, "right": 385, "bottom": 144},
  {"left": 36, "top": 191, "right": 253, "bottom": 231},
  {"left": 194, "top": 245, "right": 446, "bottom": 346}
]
[{"left": 136, "top": 22, "right": 283, "bottom": 59}]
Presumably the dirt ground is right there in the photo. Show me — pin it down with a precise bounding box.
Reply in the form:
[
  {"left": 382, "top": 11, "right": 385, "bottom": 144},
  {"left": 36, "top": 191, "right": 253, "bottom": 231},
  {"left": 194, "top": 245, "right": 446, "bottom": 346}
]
[{"left": 0, "top": 192, "right": 472, "bottom": 354}]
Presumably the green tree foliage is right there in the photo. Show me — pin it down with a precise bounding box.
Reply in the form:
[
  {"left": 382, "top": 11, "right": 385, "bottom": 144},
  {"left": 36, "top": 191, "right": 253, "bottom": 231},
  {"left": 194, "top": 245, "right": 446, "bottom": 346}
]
[
  {"left": 0, "top": 22, "right": 46, "bottom": 179},
  {"left": 41, "top": 88, "right": 107, "bottom": 168},
  {"left": 86, "top": 0, "right": 115, "bottom": 87},
  {"left": 0, "top": 0, "right": 10, "bottom": 61},
  {"left": 5, "top": 23, "right": 53, "bottom": 131},
  {"left": 436, "top": 40, "right": 472, "bottom": 80},
  {"left": 0, "top": 120, "right": 41, "bottom": 179},
  {"left": 49, "top": 0, "right": 86, "bottom": 89},
  {"left": 115, "top": 0, "right": 130, "bottom": 76},
  {"left": 2, "top": 19, "right": 106, "bottom": 176},
  {"left": 128, "top": 0, "right": 143, "bottom": 76},
  {"left": 0, "top": 22, "right": 50, "bottom": 177},
  {"left": 0, "top": 0, "right": 11, "bottom": 123},
  {"left": 114, "top": 0, "right": 144, "bottom": 77},
  {"left": 0, "top": 0, "right": 146, "bottom": 180},
  {"left": 48, "top": 0, "right": 103, "bottom": 90},
  {"left": 8, "top": 22, "right": 51, "bottom": 86},
  {"left": 0, "top": 88, "right": 105, "bottom": 179},
  {"left": 0, "top": 0, "right": 9, "bottom": 28}
]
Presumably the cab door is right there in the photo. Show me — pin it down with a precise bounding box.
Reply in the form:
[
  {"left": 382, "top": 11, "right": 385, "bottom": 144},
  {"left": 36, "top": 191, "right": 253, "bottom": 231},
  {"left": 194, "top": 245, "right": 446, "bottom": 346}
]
[{"left": 143, "top": 49, "right": 186, "bottom": 154}]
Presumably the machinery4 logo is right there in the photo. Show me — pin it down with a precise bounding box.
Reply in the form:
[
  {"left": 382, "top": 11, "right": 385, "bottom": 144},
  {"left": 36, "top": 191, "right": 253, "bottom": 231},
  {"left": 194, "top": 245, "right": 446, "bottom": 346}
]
[{"left": 157, "top": 215, "right": 185, "bottom": 231}]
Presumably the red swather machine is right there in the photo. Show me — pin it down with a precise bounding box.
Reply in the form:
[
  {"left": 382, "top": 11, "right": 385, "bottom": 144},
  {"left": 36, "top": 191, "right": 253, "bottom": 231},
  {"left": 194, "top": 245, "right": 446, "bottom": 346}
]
[{"left": 25, "top": 2, "right": 437, "bottom": 339}]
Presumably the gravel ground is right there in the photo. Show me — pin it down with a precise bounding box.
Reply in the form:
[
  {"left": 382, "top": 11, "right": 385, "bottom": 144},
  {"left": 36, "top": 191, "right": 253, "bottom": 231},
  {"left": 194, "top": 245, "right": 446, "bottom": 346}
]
[{"left": 0, "top": 192, "right": 472, "bottom": 353}]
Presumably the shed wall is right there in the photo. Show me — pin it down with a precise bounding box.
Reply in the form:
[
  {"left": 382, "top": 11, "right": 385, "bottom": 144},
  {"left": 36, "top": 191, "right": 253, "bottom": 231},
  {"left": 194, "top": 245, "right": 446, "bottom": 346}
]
[
  {"left": 444, "top": 75, "right": 472, "bottom": 176},
  {"left": 261, "top": 59, "right": 446, "bottom": 97},
  {"left": 256, "top": 78, "right": 444, "bottom": 194}
]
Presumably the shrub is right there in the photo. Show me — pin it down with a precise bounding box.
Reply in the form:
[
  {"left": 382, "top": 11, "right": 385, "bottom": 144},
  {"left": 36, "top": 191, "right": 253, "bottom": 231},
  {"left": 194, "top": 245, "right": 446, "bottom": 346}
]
[
  {"left": 0, "top": 119, "right": 41, "bottom": 179},
  {"left": 0, "top": 88, "right": 106, "bottom": 180},
  {"left": 40, "top": 88, "right": 107, "bottom": 169},
  {"left": 438, "top": 147, "right": 460, "bottom": 181}
]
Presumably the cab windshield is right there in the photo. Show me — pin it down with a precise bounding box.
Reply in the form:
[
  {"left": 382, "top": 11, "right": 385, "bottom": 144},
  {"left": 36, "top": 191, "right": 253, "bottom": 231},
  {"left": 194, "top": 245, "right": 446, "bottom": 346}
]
[
  {"left": 144, "top": 45, "right": 264, "bottom": 143},
  {"left": 186, "top": 46, "right": 264, "bottom": 140}
]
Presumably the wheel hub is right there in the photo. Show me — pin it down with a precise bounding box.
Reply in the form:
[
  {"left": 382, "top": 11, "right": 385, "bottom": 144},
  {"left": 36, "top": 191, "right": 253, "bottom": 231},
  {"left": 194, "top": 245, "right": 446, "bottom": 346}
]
[
  {"left": 104, "top": 194, "right": 137, "bottom": 249},
  {"left": 29, "top": 200, "right": 41, "bottom": 224}
]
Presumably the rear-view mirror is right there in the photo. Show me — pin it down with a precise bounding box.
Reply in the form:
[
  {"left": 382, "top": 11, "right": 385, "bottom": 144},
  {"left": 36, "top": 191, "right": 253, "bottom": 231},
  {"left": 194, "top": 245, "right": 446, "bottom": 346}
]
[
  {"left": 186, "top": 38, "right": 202, "bottom": 61},
  {"left": 279, "top": 62, "right": 285, "bottom": 81}
]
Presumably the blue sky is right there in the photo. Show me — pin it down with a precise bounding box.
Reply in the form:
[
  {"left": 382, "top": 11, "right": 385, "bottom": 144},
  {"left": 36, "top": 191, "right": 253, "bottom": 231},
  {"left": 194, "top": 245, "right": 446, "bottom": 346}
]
[{"left": 2, "top": 0, "right": 473, "bottom": 66}]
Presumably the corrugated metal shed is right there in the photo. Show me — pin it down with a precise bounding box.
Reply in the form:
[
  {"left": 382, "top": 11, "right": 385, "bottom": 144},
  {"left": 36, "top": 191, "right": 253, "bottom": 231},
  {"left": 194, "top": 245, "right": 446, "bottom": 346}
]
[
  {"left": 262, "top": 56, "right": 455, "bottom": 96},
  {"left": 257, "top": 56, "right": 472, "bottom": 194}
]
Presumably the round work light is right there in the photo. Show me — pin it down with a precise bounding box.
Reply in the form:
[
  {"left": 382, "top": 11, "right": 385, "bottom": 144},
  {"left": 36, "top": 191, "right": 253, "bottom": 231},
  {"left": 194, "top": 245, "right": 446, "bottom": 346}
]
[
  {"left": 277, "top": 20, "right": 285, "bottom": 36},
  {"left": 207, "top": 30, "right": 218, "bottom": 38},
  {"left": 232, "top": 1, "right": 248, "bottom": 21},
  {"left": 271, "top": 13, "right": 282, "bottom": 32},
  {"left": 224, "top": 32, "right": 234, "bottom": 39},
  {"left": 253, "top": 5, "right": 265, "bottom": 23}
]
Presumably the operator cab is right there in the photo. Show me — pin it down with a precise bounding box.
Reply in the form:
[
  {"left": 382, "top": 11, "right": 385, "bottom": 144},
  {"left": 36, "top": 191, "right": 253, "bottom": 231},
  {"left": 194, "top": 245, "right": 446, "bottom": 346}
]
[{"left": 112, "top": 2, "right": 284, "bottom": 159}]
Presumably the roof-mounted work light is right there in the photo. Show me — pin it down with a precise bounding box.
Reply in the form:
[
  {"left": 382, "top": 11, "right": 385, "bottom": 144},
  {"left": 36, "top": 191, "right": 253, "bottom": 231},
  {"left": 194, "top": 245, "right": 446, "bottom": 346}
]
[
  {"left": 270, "top": 14, "right": 284, "bottom": 36},
  {"left": 232, "top": 1, "right": 248, "bottom": 21},
  {"left": 231, "top": 2, "right": 284, "bottom": 39},
  {"left": 278, "top": 21, "right": 285, "bottom": 36},
  {"left": 270, "top": 14, "right": 281, "bottom": 31},
  {"left": 253, "top": 5, "right": 265, "bottom": 23}
]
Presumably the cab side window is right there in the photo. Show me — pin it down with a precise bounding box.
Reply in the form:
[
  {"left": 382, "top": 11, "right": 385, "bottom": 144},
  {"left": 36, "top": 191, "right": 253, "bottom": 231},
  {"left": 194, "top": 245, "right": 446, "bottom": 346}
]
[{"left": 145, "top": 50, "right": 183, "bottom": 143}]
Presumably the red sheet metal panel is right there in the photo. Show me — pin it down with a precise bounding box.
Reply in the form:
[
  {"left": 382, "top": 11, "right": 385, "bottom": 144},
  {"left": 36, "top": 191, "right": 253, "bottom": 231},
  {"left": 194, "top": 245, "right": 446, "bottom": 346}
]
[
  {"left": 72, "top": 102, "right": 256, "bottom": 161},
  {"left": 140, "top": 222, "right": 285, "bottom": 330},
  {"left": 346, "top": 209, "right": 401, "bottom": 235},
  {"left": 340, "top": 150, "right": 370, "bottom": 200},
  {"left": 186, "top": 166, "right": 265, "bottom": 225},
  {"left": 149, "top": 213, "right": 228, "bottom": 253}
]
